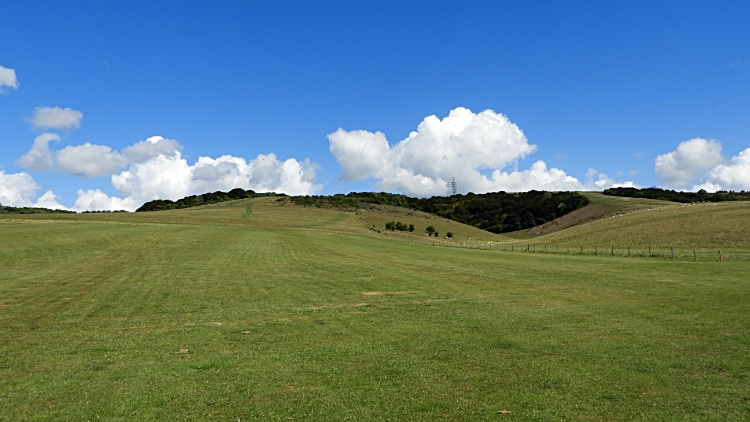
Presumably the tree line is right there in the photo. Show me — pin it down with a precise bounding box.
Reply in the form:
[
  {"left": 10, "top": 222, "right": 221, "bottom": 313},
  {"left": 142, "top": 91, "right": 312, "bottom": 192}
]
[
  {"left": 603, "top": 187, "right": 750, "bottom": 203},
  {"left": 136, "top": 189, "right": 285, "bottom": 212},
  {"left": 0, "top": 205, "right": 76, "bottom": 215},
  {"left": 288, "top": 191, "right": 590, "bottom": 234}
]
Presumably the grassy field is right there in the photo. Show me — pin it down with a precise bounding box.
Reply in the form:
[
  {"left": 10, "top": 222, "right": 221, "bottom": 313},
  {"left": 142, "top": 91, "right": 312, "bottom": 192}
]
[
  {"left": 358, "top": 203, "right": 510, "bottom": 243},
  {"left": 1, "top": 198, "right": 749, "bottom": 421},
  {"left": 502, "top": 192, "right": 677, "bottom": 239}
]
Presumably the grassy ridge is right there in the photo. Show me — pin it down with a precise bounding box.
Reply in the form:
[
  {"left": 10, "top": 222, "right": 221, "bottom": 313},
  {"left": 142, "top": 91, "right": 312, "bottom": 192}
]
[
  {"left": 0, "top": 205, "right": 75, "bottom": 214},
  {"left": 1, "top": 199, "right": 749, "bottom": 420},
  {"left": 604, "top": 186, "right": 750, "bottom": 203},
  {"left": 288, "top": 191, "right": 590, "bottom": 234},
  {"left": 522, "top": 197, "right": 750, "bottom": 249}
]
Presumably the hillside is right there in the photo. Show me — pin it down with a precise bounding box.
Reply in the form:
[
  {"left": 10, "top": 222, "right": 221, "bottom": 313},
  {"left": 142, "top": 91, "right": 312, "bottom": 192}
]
[
  {"left": 288, "top": 190, "right": 590, "bottom": 234},
  {"left": 2, "top": 195, "right": 750, "bottom": 420},
  {"left": 514, "top": 194, "right": 750, "bottom": 248},
  {"left": 502, "top": 192, "right": 676, "bottom": 239}
]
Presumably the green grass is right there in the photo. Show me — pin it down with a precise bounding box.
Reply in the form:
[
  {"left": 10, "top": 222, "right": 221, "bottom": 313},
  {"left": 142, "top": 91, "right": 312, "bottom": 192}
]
[
  {"left": 522, "top": 199, "right": 750, "bottom": 249},
  {"left": 1, "top": 199, "right": 749, "bottom": 421}
]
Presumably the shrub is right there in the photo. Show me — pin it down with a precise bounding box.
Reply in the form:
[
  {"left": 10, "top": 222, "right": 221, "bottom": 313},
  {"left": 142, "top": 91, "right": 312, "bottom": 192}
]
[
  {"left": 408, "top": 224, "right": 414, "bottom": 232},
  {"left": 426, "top": 225, "right": 435, "bottom": 235},
  {"left": 446, "top": 232, "right": 453, "bottom": 238}
]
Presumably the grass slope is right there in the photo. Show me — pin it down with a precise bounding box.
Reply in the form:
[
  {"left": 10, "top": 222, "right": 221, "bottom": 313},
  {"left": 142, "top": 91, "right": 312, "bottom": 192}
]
[
  {"left": 503, "top": 192, "right": 676, "bottom": 239},
  {"left": 523, "top": 197, "right": 750, "bottom": 248},
  {"left": 1, "top": 198, "right": 749, "bottom": 421},
  {"left": 358, "top": 203, "right": 511, "bottom": 242}
]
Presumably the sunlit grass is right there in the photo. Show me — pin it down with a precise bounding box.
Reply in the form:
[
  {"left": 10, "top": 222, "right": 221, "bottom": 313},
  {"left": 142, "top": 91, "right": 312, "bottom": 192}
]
[{"left": 1, "top": 199, "right": 749, "bottom": 420}]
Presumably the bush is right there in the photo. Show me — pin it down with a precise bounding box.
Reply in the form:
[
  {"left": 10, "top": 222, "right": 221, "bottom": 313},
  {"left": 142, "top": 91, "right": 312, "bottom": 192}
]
[
  {"left": 426, "top": 225, "right": 435, "bottom": 235},
  {"left": 446, "top": 232, "right": 453, "bottom": 238},
  {"left": 408, "top": 224, "right": 414, "bottom": 232}
]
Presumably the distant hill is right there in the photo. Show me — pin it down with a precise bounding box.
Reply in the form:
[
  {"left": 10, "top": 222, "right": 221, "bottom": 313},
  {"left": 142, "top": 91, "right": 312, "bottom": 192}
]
[
  {"left": 288, "top": 191, "right": 590, "bottom": 234},
  {"left": 136, "top": 188, "right": 285, "bottom": 212},
  {"left": 0, "top": 205, "right": 75, "bottom": 214},
  {"left": 604, "top": 187, "right": 750, "bottom": 203}
]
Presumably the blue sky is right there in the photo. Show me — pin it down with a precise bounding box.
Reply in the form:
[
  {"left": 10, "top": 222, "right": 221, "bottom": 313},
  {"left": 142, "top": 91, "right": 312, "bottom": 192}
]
[{"left": 1, "top": 1, "right": 749, "bottom": 210}]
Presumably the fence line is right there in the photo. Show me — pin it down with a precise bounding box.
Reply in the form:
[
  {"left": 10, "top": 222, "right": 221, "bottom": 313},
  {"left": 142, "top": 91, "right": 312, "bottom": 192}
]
[
  {"left": 411, "top": 238, "right": 748, "bottom": 262},
  {"left": 361, "top": 215, "right": 746, "bottom": 261}
]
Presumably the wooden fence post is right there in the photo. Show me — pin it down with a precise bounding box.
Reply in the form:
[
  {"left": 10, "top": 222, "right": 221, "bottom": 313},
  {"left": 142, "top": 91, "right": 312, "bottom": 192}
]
[
  {"left": 694, "top": 249, "right": 697, "bottom": 261},
  {"left": 719, "top": 249, "right": 722, "bottom": 262},
  {"left": 612, "top": 246, "right": 614, "bottom": 256},
  {"left": 595, "top": 246, "right": 597, "bottom": 256},
  {"left": 580, "top": 246, "right": 583, "bottom": 254},
  {"left": 628, "top": 246, "right": 630, "bottom": 257},
  {"left": 671, "top": 247, "right": 674, "bottom": 259},
  {"left": 649, "top": 246, "right": 652, "bottom": 257}
]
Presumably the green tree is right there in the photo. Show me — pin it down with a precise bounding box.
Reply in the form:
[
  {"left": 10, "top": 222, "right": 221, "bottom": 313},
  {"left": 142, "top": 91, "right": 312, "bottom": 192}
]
[
  {"left": 408, "top": 224, "right": 414, "bottom": 232},
  {"left": 426, "top": 225, "right": 435, "bottom": 236}
]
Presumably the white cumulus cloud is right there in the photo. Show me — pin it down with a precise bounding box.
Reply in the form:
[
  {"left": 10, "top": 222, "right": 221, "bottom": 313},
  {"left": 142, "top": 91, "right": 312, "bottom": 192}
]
[
  {"left": 34, "top": 190, "right": 68, "bottom": 210},
  {"left": 0, "top": 171, "right": 39, "bottom": 207},
  {"left": 584, "top": 168, "right": 639, "bottom": 190},
  {"left": 70, "top": 137, "right": 320, "bottom": 211},
  {"left": 330, "top": 107, "right": 594, "bottom": 195},
  {"left": 28, "top": 106, "right": 83, "bottom": 131},
  {"left": 16, "top": 132, "right": 61, "bottom": 172},
  {"left": 121, "top": 136, "right": 183, "bottom": 163},
  {"left": 489, "top": 161, "right": 584, "bottom": 192},
  {"left": 692, "top": 147, "right": 750, "bottom": 192},
  {"left": 57, "top": 143, "right": 127, "bottom": 177},
  {"left": 655, "top": 138, "right": 724, "bottom": 189},
  {"left": 0, "top": 65, "right": 19, "bottom": 93}
]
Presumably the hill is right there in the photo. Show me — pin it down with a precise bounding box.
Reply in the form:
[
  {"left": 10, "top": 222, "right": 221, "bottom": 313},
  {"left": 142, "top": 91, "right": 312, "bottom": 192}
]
[
  {"left": 604, "top": 186, "right": 750, "bottom": 203},
  {"left": 0, "top": 205, "right": 75, "bottom": 214},
  {"left": 289, "top": 190, "right": 590, "bottom": 234},
  {"left": 502, "top": 192, "right": 675, "bottom": 238},
  {"left": 135, "top": 188, "right": 284, "bottom": 212},
  {"left": 1, "top": 197, "right": 749, "bottom": 420}
]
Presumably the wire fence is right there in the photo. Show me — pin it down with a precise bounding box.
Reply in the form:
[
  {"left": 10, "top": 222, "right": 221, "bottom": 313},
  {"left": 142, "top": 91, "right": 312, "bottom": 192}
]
[
  {"left": 416, "top": 239, "right": 750, "bottom": 262},
  {"left": 360, "top": 212, "right": 748, "bottom": 262}
]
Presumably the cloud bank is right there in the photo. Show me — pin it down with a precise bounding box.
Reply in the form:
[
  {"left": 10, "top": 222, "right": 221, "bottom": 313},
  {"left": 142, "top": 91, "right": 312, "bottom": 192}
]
[
  {"left": 655, "top": 138, "right": 750, "bottom": 192},
  {"left": 693, "top": 148, "right": 750, "bottom": 192},
  {"left": 0, "top": 171, "right": 38, "bottom": 207},
  {"left": 328, "top": 107, "right": 633, "bottom": 195},
  {"left": 13, "top": 132, "right": 320, "bottom": 211},
  {"left": 655, "top": 138, "right": 724, "bottom": 189},
  {"left": 68, "top": 136, "right": 320, "bottom": 211},
  {"left": 0, "top": 65, "right": 19, "bottom": 93},
  {"left": 28, "top": 106, "right": 83, "bottom": 131}
]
